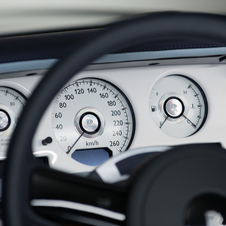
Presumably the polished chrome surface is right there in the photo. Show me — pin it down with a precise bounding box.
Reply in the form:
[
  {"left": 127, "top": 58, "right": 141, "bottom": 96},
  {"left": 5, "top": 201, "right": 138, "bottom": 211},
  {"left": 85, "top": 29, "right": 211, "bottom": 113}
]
[
  {"left": 81, "top": 114, "right": 99, "bottom": 133},
  {"left": 0, "top": 110, "right": 10, "bottom": 131},
  {"left": 164, "top": 98, "right": 184, "bottom": 118}
]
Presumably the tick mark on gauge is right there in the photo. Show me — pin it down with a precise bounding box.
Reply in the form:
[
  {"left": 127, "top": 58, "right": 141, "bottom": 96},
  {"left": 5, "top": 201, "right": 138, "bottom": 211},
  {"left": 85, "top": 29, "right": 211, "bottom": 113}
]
[
  {"left": 194, "top": 93, "right": 199, "bottom": 97},
  {"left": 103, "top": 85, "right": 106, "bottom": 90},
  {"left": 188, "top": 84, "right": 192, "bottom": 89},
  {"left": 152, "top": 89, "right": 159, "bottom": 96},
  {"left": 114, "top": 94, "right": 118, "bottom": 98},
  {"left": 123, "top": 136, "right": 128, "bottom": 140},
  {"left": 122, "top": 107, "right": 126, "bottom": 110}
]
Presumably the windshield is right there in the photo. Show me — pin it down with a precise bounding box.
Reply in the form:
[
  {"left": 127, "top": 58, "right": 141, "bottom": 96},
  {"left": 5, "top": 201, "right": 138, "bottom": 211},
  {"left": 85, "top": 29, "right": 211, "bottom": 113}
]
[{"left": 1, "top": 0, "right": 226, "bottom": 36}]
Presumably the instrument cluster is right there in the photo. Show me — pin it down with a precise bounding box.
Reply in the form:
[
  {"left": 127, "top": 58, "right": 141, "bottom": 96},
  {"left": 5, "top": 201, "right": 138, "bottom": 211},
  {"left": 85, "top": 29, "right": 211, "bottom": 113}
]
[{"left": 0, "top": 63, "right": 226, "bottom": 173}]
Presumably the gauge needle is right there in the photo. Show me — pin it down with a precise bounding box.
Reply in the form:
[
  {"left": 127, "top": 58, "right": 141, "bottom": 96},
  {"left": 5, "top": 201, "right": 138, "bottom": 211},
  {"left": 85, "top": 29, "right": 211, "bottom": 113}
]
[
  {"left": 66, "top": 132, "right": 84, "bottom": 154},
  {"left": 159, "top": 116, "right": 168, "bottom": 129},
  {"left": 183, "top": 115, "right": 197, "bottom": 129}
]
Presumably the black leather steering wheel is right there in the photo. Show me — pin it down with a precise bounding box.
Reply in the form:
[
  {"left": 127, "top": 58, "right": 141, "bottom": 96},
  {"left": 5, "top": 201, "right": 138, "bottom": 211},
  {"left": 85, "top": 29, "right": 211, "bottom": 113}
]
[{"left": 3, "top": 12, "right": 226, "bottom": 226}]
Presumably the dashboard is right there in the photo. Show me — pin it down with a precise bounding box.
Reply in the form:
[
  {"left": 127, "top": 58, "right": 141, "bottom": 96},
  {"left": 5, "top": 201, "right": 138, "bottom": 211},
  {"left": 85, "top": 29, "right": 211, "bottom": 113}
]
[
  {"left": 2, "top": 12, "right": 226, "bottom": 226},
  {"left": 0, "top": 53, "right": 226, "bottom": 175}
]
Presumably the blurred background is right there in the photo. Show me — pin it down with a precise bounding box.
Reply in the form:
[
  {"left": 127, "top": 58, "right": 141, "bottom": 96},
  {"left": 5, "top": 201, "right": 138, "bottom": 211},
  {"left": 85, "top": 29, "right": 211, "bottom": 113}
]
[{"left": 0, "top": 0, "right": 226, "bottom": 35}]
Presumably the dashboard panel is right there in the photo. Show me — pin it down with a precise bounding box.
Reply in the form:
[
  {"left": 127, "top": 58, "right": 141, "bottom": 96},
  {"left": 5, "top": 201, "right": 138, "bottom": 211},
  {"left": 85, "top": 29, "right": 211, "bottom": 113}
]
[{"left": 0, "top": 57, "right": 226, "bottom": 174}]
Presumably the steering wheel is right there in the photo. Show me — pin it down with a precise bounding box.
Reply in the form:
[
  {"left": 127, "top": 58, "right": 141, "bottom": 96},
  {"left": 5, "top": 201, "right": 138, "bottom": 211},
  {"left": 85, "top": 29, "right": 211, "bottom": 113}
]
[{"left": 3, "top": 12, "right": 226, "bottom": 226}]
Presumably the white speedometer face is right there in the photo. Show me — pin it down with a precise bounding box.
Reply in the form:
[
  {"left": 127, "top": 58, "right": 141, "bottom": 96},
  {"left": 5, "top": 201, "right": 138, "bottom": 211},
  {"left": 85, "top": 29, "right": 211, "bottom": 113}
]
[
  {"left": 52, "top": 78, "right": 135, "bottom": 166},
  {"left": 0, "top": 87, "right": 26, "bottom": 152},
  {"left": 149, "top": 75, "right": 208, "bottom": 137}
]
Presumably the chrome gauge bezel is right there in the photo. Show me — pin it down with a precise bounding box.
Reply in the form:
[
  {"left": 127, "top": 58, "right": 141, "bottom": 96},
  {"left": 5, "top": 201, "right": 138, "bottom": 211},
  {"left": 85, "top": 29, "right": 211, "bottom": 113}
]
[
  {"left": 75, "top": 107, "right": 105, "bottom": 139},
  {"left": 52, "top": 77, "right": 136, "bottom": 165},
  {"left": 0, "top": 86, "right": 27, "bottom": 151},
  {"left": 150, "top": 74, "right": 208, "bottom": 138}
]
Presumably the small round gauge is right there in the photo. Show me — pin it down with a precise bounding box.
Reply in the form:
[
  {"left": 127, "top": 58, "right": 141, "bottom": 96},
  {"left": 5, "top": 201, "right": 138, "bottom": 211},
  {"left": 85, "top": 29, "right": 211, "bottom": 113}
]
[
  {"left": 149, "top": 75, "right": 207, "bottom": 137},
  {"left": 0, "top": 87, "right": 26, "bottom": 151},
  {"left": 52, "top": 78, "right": 135, "bottom": 166}
]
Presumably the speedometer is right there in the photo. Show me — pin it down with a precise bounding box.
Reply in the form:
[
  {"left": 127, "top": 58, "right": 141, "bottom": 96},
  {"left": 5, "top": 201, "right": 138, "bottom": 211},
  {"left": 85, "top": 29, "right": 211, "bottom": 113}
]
[{"left": 52, "top": 78, "right": 135, "bottom": 166}]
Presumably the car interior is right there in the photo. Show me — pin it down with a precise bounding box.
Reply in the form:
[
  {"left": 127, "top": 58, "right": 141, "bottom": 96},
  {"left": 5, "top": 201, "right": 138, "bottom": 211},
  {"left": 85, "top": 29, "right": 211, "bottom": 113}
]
[{"left": 1, "top": 4, "right": 226, "bottom": 226}]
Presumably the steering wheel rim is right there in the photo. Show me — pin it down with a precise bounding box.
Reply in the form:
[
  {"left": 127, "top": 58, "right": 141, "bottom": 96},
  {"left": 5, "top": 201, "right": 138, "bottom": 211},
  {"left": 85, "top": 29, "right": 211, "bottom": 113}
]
[{"left": 3, "top": 12, "right": 226, "bottom": 226}]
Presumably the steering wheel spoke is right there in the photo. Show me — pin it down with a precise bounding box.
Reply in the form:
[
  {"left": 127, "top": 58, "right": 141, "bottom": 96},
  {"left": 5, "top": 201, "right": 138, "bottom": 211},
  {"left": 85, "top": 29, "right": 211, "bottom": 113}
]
[{"left": 30, "top": 168, "right": 127, "bottom": 225}]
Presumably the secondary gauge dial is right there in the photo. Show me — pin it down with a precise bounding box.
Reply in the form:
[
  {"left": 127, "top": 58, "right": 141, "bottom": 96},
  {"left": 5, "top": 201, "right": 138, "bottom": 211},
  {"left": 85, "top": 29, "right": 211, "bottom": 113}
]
[
  {"left": 0, "top": 87, "right": 26, "bottom": 151},
  {"left": 52, "top": 78, "right": 135, "bottom": 166},
  {"left": 149, "top": 75, "right": 207, "bottom": 137}
]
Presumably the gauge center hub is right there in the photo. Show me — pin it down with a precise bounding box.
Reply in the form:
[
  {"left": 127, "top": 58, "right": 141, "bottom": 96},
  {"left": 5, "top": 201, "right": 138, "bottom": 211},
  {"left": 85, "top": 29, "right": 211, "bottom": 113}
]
[
  {"left": 75, "top": 107, "right": 105, "bottom": 139},
  {"left": 80, "top": 113, "right": 100, "bottom": 134},
  {"left": 0, "top": 110, "right": 10, "bottom": 131},
  {"left": 164, "top": 97, "right": 184, "bottom": 118}
]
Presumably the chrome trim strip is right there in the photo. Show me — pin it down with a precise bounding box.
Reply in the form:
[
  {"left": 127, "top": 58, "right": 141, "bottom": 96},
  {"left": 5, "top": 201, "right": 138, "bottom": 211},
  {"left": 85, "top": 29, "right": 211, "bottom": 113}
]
[
  {"left": 95, "top": 47, "right": 226, "bottom": 63},
  {"left": 31, "top": 199, "right": 126, "bottom": 221},
  {"left": 0, "top": 47, "right": 226, "bottom": 74},
  {"left": 0, "top": 59, "right": 57, "bottom": 74}
]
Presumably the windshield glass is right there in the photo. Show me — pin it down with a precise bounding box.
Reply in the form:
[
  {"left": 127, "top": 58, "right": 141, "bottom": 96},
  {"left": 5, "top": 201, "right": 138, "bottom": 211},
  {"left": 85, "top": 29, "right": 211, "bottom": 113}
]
[{"left": 1, "top": 0, "right": 226, "bottom": 36}]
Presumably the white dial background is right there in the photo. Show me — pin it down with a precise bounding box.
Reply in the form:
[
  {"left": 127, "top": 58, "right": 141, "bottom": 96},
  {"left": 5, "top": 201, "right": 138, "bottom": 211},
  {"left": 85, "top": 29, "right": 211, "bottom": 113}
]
[
  {"left": 52, "top": 78, "right": 135, "bottom": 162},
  {"left": 150, "top": 75, "right": 208, "bottom": 138}
]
